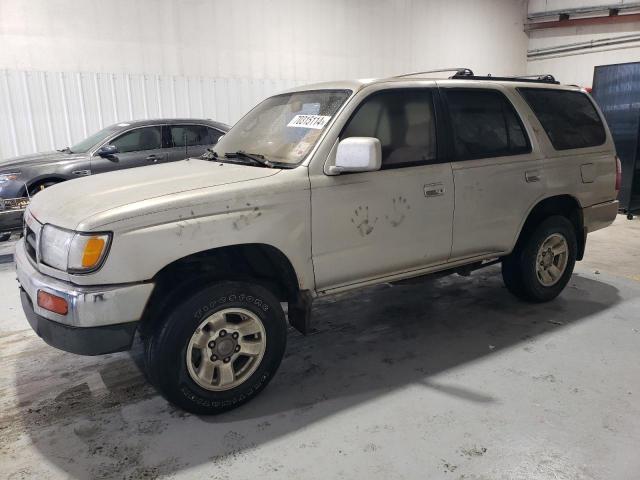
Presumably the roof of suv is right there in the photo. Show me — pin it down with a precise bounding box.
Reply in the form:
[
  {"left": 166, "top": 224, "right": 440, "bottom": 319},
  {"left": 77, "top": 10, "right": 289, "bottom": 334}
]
[{"left": 283, "top": 73, "right": 583, "bottom": 95}]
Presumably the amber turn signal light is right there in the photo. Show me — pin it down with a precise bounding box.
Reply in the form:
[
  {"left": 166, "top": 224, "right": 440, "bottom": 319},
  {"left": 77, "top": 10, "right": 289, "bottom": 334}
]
[
  {"left": 81, "top": 237, "right": 106, "bottom": 268},
  {"left": 37, "top": 290, "right": 69, "bottom": 315}
]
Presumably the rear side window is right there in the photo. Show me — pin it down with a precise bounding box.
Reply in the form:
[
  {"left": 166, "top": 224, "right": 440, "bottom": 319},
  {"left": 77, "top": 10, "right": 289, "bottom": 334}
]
[
  {"left": 445, "top": 89, "right": 530, "bottom": 161},
  {"left": 169, "top": 125, "right": 222, "bottom": 148},
  {"left": 518, "top": 88, "right": 606, "bottom": 150},
  {"left": 341, "top": 89, "right": 437, "bottom": 169}
]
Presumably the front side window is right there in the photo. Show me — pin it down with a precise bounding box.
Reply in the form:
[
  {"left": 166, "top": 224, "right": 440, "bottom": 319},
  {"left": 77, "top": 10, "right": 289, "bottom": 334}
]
[
  {"left": 70, "top": 125, "right": 121, "bottom": 153},
  {"left": 519, "top": 88, "right": 606, "bottom": 150},
  {"left": 212, "top": 89, "right": 351, "bottom": 165},
  {"left": 111, "top": 127, "right": 162, "bottom": 153},
  {"left": 341, "top": 89, "right": 437, "bottom": 168},
  {"left": 445, "top": 89, "right": 530, "bottom": 160},
  {"left": 170, "top": 125, "right": 222, "bottom": 148}
]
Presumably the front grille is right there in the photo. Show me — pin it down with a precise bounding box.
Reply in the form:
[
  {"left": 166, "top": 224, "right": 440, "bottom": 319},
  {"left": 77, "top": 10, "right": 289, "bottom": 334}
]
[{"left": 25, "top": 225, "right": 37, "bottom": 262}]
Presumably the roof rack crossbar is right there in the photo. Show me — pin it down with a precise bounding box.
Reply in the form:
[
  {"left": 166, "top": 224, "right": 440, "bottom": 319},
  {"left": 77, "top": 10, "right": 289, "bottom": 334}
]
[{"left": 393, "top": 68, "right": 474, "bottom": 79}]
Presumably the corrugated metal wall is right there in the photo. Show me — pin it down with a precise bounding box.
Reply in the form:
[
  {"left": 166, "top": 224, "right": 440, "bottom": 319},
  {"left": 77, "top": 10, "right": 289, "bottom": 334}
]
[
  {"left": 0, "top": 70, "right": 307, "bottom": 159},
  {"left": 0, "top": 0, "right": 531, "bottom": 160}
]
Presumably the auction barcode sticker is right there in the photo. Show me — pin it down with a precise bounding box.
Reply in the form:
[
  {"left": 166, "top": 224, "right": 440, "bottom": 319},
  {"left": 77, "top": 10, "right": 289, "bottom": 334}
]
[{"left": 287, "top": 114, "right": 332, "bottom": 129}]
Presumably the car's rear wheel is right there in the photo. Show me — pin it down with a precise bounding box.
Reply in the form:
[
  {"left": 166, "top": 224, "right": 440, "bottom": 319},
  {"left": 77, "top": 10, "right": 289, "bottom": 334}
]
[
  {"left": 144, "top": 281, "right": 287, "bottom": 414},
  {"left": 502, "top": 215, "right": 577, "bottom": 303}
]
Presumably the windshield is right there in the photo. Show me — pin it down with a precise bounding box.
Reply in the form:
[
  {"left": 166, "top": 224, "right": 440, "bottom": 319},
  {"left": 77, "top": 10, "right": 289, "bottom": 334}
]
[
  {"left": 68, "top": 125, "right": 122, "bottom": 153},
  {"left": 213, "top": 89, "right": 351, "bottom": 165}
]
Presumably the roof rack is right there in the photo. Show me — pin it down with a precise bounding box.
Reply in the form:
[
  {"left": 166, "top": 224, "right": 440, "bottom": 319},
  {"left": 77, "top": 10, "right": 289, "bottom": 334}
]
[
  {"left": 393, "top": 68, "right": 475, "bottom": 79},
  {"left": 450, "top": 72, "right": 560, "bottom": 84}
]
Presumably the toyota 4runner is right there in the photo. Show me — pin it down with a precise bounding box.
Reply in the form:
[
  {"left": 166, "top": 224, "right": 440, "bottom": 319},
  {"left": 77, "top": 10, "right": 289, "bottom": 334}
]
[{"left": 16, "top": 69, "right": 620, "bottom": 414}]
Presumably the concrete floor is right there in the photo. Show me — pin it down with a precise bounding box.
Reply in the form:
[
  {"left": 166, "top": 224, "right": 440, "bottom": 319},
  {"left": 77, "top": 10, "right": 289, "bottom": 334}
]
[{"left": 1, "top": 216, "right": 639, "bottom": 479}]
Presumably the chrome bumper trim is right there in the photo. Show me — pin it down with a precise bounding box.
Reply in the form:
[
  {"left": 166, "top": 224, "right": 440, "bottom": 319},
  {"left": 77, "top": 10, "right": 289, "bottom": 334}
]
[{"left": 15, "top": 239, "right": 154, "bottom": 328}]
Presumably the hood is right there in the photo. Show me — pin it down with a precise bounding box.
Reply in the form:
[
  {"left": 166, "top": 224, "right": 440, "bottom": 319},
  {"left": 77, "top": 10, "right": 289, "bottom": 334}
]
[
  {"left": 28, "top": 159, "right": 281, "bottom": 230},
  {"left": 0, "top": 151, "right": 88, "bottom": 171}
]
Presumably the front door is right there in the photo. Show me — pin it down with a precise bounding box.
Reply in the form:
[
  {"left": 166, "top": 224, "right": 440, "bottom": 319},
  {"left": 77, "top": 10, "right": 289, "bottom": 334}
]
[
  {"left": 310, "top": 88, "right": 455, "bottom": 292},
  {"left": 91, "top": 125, "right": 167, "bottom": 174}
]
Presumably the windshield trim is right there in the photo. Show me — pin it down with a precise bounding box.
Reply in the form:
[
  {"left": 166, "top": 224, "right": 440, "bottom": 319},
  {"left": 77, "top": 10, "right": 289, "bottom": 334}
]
[{"left": 213, "top": 88, "right": 354, "bottom": 168}]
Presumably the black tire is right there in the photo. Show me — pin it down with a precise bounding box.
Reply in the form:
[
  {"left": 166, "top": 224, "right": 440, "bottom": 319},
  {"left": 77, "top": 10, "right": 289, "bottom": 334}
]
[
  {"left": 502, "top": 215, "right": 577, "bottom": 303},
  {"left": 144, "top": 281, "right": 287, "bottom": 415},
  {"left": 28, "top": 180, "right": 59, "bottom": 196}
]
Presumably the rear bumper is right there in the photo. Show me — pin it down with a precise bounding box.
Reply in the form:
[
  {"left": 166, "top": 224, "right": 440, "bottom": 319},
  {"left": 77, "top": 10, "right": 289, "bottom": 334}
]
[{"left": 583, "top": 199, "right": 619, "bottom": 233}]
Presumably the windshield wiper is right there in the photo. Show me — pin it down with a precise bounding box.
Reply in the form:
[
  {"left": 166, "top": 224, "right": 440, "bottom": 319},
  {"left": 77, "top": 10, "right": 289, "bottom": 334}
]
[
  {"left": 224, "top": 151, "right": 274, "bottom": 168},
  {"left": 57, "top": 147, "right": 72, "bottom": 153}
]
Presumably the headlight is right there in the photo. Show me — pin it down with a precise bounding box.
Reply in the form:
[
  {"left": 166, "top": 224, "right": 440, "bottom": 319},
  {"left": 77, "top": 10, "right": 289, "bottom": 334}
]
[
  {"left": 0, "top": 172, "right": 20, "bottom": 184},
  {"left": 40, "top": 225, "right": 111, "bottom": 273}
]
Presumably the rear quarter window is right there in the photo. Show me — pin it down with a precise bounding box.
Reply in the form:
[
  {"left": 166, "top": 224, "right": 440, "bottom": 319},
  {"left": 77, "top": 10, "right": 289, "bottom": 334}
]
[{"left": 518, "top": 88, "right": 606, "bottom": 150}]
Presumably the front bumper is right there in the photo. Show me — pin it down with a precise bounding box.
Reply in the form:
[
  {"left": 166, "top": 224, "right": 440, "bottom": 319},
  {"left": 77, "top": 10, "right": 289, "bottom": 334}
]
[
  {"left": 15, "top": 238, "right": 154, "bottom": 355},
  {"left": 0, "top": 197, "right": 28, "bottom": 232}
]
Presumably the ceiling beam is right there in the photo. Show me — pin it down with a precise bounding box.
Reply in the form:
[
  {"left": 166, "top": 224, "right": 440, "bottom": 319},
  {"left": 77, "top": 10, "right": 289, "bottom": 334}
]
[{"left": 526, "top": 12, "right": 640, "bottom": 31}]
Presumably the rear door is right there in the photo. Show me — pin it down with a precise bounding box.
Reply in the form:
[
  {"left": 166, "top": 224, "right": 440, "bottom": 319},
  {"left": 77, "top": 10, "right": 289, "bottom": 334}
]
[
  {"left": 441, "top": 86, "right": 544, "bottom": 260},
  {"left": 165, "top": 124, "right": 224, "bottom": 162},
  {"left": 90, "top": 126, "right": 167, "bottom": 173}
]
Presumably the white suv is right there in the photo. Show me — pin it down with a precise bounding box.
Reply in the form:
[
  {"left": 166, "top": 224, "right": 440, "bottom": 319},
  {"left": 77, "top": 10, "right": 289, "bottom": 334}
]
[{"left": 16, "top": 69, "right": 620, "bottom": 414}]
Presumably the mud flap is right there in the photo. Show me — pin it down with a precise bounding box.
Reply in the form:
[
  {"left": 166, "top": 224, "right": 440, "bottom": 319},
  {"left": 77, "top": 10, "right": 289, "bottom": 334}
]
[{"left": 288, "top": 290, "right": 313, "bottom": 335}]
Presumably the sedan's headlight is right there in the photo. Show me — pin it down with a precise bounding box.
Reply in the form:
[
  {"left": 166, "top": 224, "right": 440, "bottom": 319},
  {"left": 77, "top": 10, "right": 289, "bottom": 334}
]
[
  {"left": 0, "top": 172, "right": 20, "bottom": 184},
  {"left": 40, "top": 225, "right": 111, "bottom": 273}
]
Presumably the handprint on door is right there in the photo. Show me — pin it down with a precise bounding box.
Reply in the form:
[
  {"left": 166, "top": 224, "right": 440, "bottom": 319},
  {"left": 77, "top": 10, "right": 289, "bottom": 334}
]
[
  {"left": 385, "top": 196, "right": 410, "bottom": 227},
  {"left": 351, "top": 206, "right": 378, "bottom": 237}
]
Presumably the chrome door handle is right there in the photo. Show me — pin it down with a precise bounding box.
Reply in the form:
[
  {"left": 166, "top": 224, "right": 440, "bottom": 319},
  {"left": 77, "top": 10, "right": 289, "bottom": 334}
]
[
  {"left": 146, "top": 155, "right": 159, "bottom": 163},
  {"left": 525, "top": 170, "right": 541, "bottom": 183},
  {"left": 424, "top": 183, "right": 445, "bottom": 197}
]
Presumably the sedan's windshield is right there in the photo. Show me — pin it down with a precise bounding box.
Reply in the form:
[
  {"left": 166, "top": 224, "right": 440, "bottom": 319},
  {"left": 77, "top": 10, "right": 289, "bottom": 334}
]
[
  {"left": 212, "top": 89, "right": 351, "bottom": 165},
  {"left": 68, "top": 125, "right": 122, "bottom": 153}
]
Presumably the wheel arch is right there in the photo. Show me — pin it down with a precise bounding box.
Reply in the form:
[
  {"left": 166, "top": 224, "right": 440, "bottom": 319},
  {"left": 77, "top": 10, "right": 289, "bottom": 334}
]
[
  {"left": 139, "top": 243, "right": 304, "bottom": 335},
  {"left": 23, "top": 175, "right": 68, "bottom": 196},
  {"left": 514, "top": 194, "right": 585, "bottom": 260}
]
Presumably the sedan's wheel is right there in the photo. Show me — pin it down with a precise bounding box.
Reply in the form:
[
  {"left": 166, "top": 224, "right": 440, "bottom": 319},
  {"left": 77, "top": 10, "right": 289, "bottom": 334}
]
[
  {"left": 502, "top": 215, "right": 576, "bottom": 303},
  {"left": 186, "top": 308, "right": 267, "bottom": 391},
  {"left": 28, "top": 181, "right": 59, "bottom": 196},
  {"left": 144, "top": 281, "right": 287, "bottom": 414}
]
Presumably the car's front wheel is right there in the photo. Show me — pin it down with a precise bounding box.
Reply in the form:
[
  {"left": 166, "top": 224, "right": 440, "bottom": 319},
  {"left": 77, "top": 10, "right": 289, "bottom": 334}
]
[
  {"left": 144, "top": 281, "right": 287, "bottom": 414},
  {"left": 502, "top": 215, "right": 577, "bottom": 303}
]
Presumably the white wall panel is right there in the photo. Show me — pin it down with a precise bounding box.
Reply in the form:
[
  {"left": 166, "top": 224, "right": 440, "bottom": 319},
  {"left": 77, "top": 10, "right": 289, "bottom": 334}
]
[
  {"left": 0, "top": 69, "right": 301, "bottom": 159},
  {"left": 527, "top": 19, "right": 640, "bottom": 87},
  {"left": 0, "top": 0, "right": 529, "bottom": 159}
]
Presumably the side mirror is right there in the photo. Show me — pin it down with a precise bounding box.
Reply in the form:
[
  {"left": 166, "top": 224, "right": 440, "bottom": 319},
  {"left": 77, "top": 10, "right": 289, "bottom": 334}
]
[
  {"left": 328, "top": 137, "right": 381, "bottom": 175},
  {"left": 96, "top": 145, "right": 118, "bottom": 157}
]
